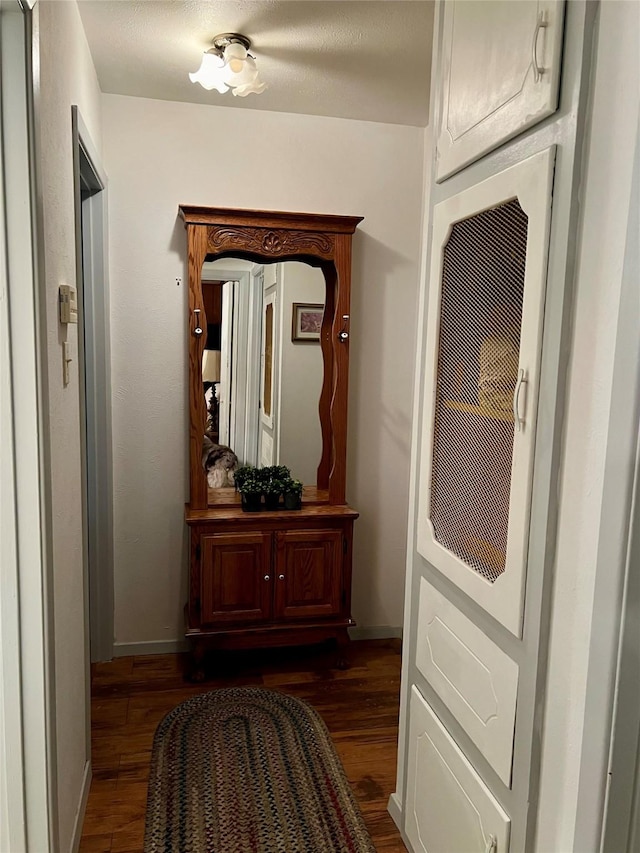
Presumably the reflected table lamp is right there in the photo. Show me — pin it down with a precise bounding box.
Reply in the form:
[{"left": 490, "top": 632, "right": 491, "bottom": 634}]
[{"left": 202, "top": 349, "right": 221, "bottom": 383}]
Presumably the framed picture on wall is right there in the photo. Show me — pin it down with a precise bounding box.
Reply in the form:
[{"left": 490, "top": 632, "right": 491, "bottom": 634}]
[{"left": 292, "top": 303, "right": 323, "bottom": 342}]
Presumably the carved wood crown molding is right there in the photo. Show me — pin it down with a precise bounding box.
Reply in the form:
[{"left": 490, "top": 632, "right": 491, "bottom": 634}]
[{"left": 207, "top": 225, "right": 335, "bottom": 259}]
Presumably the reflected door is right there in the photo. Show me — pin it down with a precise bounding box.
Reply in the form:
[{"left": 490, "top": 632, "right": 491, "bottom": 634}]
[
  {"left": 259, "top": 275, "right": 277, "bottom": 467},
  {"left": 218, "top": 281, "right": 235, "bottom": 447}
]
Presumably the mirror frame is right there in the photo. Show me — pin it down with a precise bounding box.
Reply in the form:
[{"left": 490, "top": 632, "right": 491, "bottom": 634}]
[{"left": 179, "top": 205, "right": 363, "bottom": 509}]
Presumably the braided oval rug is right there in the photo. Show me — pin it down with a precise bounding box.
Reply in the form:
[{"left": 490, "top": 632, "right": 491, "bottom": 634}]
[{"left": 144, "top": 687, "right": 376, "bottom": 853}]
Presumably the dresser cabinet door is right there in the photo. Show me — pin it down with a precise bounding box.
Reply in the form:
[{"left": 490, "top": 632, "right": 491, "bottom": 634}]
[
  {"left": 274, "top": 529, "right": 343, "bottom": 620},
  {"left": 200, "top": 532, "right": 272, "bottom": 625},
  {"left": 436, "top": 0, "right": 564, "bottom": 180}
]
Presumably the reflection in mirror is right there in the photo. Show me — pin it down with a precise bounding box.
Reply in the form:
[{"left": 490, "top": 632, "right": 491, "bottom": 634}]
[
  {"left": 262, "top": 294, "right": 274, "bottom": 424},
  {"left": 200, "top": 276, "right": 237, "bottom": 488},
  {"left": 200, "top": 258, "right": 326, "bottom": 502}
]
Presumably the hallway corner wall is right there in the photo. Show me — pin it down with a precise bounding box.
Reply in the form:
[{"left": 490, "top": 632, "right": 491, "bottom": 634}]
[
  {"left": 536, "top": 2, "right": 640, "bottom": 849},
  {"left": 36, "top": 1, "right": 103, "bottom": 848}
]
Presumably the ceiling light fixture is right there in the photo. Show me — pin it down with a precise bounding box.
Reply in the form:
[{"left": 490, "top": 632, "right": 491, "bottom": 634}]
[{"left": 189, "top": 33, "right": 267, "bottom": 97}]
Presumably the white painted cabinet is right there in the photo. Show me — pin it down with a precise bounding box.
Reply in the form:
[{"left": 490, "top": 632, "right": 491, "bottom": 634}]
[
  {"left": 436, "top": 1, "right": 565, "bottom": 180},
  {"left": 417, "top": 149, "right": 555, "bottom": 636},
  {"left": 406, "top": 686, "right": 511, "bottom": 853}
]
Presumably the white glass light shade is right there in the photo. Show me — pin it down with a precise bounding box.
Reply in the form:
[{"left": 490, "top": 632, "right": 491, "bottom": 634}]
[
  {"left": 189, "top": 40, "right": 267, "bottom": 97},
  {"left": 188, "top": 50, "right": 228, "bottom": 93},
  {"left": 224, "top": 42, "right": 247, "bottom": 74},
  {"left": 220, "top": 44, "right": 256, "bottom": 86}
]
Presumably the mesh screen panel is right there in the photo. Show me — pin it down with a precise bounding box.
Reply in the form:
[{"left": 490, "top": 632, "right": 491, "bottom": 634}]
[{"left": 430, "top": 199, "right": 528, "bottom": 582}]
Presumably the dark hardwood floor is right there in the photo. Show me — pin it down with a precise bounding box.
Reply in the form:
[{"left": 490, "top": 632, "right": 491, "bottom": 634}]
[{"left": 80, "top": 638, "right": 407, "bottom": 852}]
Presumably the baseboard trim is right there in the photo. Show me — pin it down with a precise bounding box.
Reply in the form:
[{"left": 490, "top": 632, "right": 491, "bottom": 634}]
[
  {"left": 348, "top": 626, "right": 403, "bottom": 641},
  {"left": 70, "top": 759, "right": 91, "bottom": 853},
  {"left": 113, "top": 629, "right": 401, "bottom": 657},
  {"left": 388, "top": 792, "right": 409, "bottom": 847},
  {"left": 113, "top": 639, "right": 189, "bottom": 657}
]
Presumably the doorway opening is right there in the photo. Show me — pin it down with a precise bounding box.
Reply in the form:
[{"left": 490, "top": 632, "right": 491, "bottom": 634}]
[{"left": 72, "top": 105, "right": 113, "bottom": 665}]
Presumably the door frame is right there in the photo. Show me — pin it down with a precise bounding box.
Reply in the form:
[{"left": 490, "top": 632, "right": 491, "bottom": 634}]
[
  {"left": 72, "top": 105, "right": 114, "bottom": 665},
  {"left": 576, "top": 115, "right": 640, "bottom": 853},
  {"left": 0, "top": 1, "right": 56, "bottom": 848}
]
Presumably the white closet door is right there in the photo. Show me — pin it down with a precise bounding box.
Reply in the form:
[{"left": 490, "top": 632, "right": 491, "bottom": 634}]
[
  {"left": 417, "top": 148, "right": 555, "bottom": 636},
  {"left": 436, "top": 1, "right": 564, "bottom": 180},
  {"left": 406, "top": 685, "right": 511, "bottom": 853}
]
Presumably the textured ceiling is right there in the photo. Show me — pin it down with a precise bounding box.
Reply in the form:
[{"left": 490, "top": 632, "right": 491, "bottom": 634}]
[{"left": 77, "top": 1, "right": 434, "bottom": 126}]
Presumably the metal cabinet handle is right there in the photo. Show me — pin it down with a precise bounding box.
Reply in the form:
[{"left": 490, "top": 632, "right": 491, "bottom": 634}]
[
  {"left": 193, "top": 308, "right": 203, "bottom": 337},
  {"left": 532, "top": 11, "right": 548, "bottom": 83},
  {"left": 338, "top": 314, "right": 349, "bottom": 343},
  {"left": 485, "top": 835, "right": 497, "bottom": 853},
  {"left": 278, "top": 574, "right": 285, "bottom": 581},
  {"left": 513, "top": 369, "right": 527, "bottom": 432},
  {"left": 264, "top": 575, "right": 270, "bottom": 581}
]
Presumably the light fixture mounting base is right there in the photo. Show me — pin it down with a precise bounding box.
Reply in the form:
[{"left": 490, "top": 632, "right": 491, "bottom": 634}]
[{"left": 211, "top": 33, "right": 252, "bottom": 52}]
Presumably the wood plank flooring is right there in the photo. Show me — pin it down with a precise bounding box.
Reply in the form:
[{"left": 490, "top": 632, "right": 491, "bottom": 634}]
[{"left": 80, "top": 638, "right": 407, "bottom": 852}]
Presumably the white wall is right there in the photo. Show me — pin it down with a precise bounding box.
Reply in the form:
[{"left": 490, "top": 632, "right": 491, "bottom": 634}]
[
  {"left": 536, "top": 2, "right": 640, "bottom": 850},
  {"left": 102, "top": 93, "right": 425, "bottom": 648},
  {"left": 278, "top": 262, "right": 324, "bottom": 485},
  {"left": 36, "top": 0, "right": 103, "bottom": 849}
]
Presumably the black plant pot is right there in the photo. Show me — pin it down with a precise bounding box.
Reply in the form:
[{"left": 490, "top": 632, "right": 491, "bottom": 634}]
[
  {"left": 264, "top": 493, "right": 281, "bottom": 511},
  {"left": 241, "top": 492, "right": 263, "bottom": 512},
  {"left": 283, "top": 493, "right": 302, "bottom": 510}
]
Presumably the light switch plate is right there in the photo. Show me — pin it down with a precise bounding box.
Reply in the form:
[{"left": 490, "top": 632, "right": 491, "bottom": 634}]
[{"left": 59, "top": 285, "right": 78, "bottom": 324}]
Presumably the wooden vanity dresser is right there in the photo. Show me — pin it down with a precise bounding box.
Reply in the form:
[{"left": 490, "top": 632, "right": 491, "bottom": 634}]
[{"left": 179, "top": 205, "right": 362, "bottom": 679}]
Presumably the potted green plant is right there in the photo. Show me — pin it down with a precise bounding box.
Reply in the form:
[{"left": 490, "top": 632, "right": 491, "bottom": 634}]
[
  {"left": 283, "top": 478, "right": 303, "bottom": 510},
  {"left": 233, "top": 464, "right": 255, "bottom": 492},
  {"left": 237, "top": 470, "right": 263, "bottom": 512},
  {"left": 261, "top": 466, "right": 289, "bottom": 510},
  {"left": 272, "top": 465, "right": 291, "bottom": 480}
]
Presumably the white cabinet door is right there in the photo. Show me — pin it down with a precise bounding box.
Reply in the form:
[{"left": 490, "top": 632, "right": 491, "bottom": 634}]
[
  {"left": 416, "top": 579, "right": 519, "bottom": 786},
  {"left": 436, "top": 1, "right": 564, "bottom": 180},
  {"left": 417, "top": 148, "right": 555, "bottom": 636},
  {"left": 406, "top": 685, "right": 511, "bottom": 853}
]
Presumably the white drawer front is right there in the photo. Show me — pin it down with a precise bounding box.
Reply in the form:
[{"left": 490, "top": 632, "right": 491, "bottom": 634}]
[
  {"left": 406, "top": 685, "right": 510, "bottom": 853},
  {"left": 416, "top": 578, "right": 518, "bottom": 786}
]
